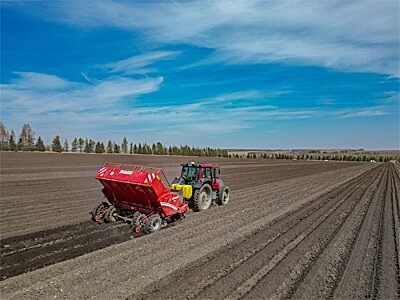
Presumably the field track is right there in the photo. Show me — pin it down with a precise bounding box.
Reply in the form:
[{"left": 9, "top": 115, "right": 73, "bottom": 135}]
[{"left": 0, "top": 152, "right": 398, "bottom": 299}]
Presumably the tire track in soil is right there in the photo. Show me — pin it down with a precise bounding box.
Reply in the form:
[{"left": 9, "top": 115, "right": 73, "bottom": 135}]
[
  {"left": 132, "top": 165, "right": 384, "bottom": 299},
  {"left": 0, "top": 221, "right": 132, "bottom": 280}
]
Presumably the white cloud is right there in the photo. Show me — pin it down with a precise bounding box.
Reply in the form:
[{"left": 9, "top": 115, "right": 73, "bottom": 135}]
[
  {"left": 1, "top": 72, "right": 163, "bottom": 116},
  {"left": 43, "top": 0, "right": 399, "bottom": 76},
  {"left": 100, "top": 51, "right": 180, "bottom": 74},
  {"left": 10, "top": 72, "right": 75, "bottom": 91},
  {"left": 338, "top": 107, "right": 391, "bottom": 118},
  {"left": 1, "top": 72, "right": 395, "bottom": 145}
]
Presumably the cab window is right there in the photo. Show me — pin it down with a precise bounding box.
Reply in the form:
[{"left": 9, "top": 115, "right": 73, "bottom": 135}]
[
  {"left": 202, "top": 168, "right": 212, "bottom": 178},
  {"left": 182, "top": 166, "right": 199, "bottom": 179}
]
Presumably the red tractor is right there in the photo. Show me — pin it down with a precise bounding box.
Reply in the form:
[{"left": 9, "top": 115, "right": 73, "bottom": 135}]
[
  {"left": 171, "top": 162, "right": 230, "bottom": 211},
  {"left": 91, "top": 162, "right": 229, "bottom": 234}
]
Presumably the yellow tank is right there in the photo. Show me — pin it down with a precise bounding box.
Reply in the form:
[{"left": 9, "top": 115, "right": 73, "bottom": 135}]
[{"left": 171, "top": 184, "right": 193, "bottom": 199}]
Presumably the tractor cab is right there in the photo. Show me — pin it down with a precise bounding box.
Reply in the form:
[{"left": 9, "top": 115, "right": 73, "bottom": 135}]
[
  {"left": 177, "top": 162, "right": 219, "bottom": 184},
  {"left": 171, "top": 162, "right": 229, "bottom": 212}
]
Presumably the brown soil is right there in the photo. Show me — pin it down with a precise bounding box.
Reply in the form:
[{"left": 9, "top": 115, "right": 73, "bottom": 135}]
[
  {"left": 1, "top": 152, "right": 397, "bottom": 299},
  {"left": 0, "top": 152, "right": 355, "bottom": 238}
]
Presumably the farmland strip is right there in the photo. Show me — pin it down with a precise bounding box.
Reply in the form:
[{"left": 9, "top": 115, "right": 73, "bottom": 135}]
[{"left": 133, "top": 165, "right": 382, "bottom": 299}]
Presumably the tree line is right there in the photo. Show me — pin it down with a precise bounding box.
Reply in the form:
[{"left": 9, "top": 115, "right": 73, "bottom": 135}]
[
  {"left": 242, "top": 152, "right": 399, "bottom": 163},
  {"left": 0, "top": 122, "right": 229, "bottom": 158}
]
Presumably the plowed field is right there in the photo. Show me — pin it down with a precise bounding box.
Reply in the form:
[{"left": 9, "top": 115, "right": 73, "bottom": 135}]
[{"left": 0, "top": 152, "right": 398, "bottom": 299}]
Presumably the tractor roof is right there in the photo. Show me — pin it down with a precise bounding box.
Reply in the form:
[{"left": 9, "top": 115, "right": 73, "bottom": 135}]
[{"left": 182, "top": 162, "right": 217, "bottom": 168}]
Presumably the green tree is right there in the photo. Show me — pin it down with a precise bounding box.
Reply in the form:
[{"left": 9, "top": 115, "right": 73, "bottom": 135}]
[
  {"left": 84, "top": 139, "right": 90, "bottom": 153},
  {"left": 35, "top": 136, "right": 46, "bottom": 151},
  {"left": 156, "top": 142, "right": 164, "bottom": 155},
  {"left": 95, "top": 142, "right": 103, "bottom": 153},
  {"left": 143, "top": 143, "right": 149, "bottom": 154},
  {"left": 114, "top": 143, "right": 120, "bottom": 153},
  {"left": 17, "top": 137, "right": 23, "bottom": 151},
  {"left": 71, "top": 138, "right": 78, "bottom": 152},
  {"left": 89, "top": 139, "right": 95, "bottom": 152},
  {"left": 51, "top": 135, "right": 63, "bottom": 152},
  {"left": 0, "top": 122, "right": 10, "bottom": 151},
  {"left": 63, "top": 139, "right": 69, "bottom": 152},
  {"left": 133, "top": 143, "right": 138, "bottom": 154},
  {"left": 84, "top": 139, "right": 95, "bottom": 153},
  {"left": 129, "top": 142, "right": 133, "bottom": 154},
  {"left": 121, "top": 137, "right": 128, "bottom": 154},
  {"left": 78, "top": 138, "right": 84, "bottom": 152},
  {"left": 106, "top": 140, "right": 113, "bottom": 153},
  {"left": 9, "top": 130, "right": 17, "bottom": 151},
  {"left": 138, "top": 143, "right": 142, "bottom": 154},
  {"left": 19, "top": 123, "right": 35, "bottom": 151}
]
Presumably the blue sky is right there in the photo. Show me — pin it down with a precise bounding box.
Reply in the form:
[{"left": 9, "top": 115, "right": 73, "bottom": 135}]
[{"left": 1, "top": 1, "right": 399, "bottom": 149}]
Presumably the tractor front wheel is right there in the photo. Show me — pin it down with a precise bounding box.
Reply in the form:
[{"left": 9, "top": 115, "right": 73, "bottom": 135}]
[
  {"left": 143, "top": 214, "right": 162, "bottom": 234},
  {"left": 192, "top": 184, "right": 212, "bottom": 212}
]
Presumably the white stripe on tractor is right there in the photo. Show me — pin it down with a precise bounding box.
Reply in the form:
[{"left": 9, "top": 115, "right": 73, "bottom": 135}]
[{"left": 160, "top": 202, "right": 178, "bottom": 211}]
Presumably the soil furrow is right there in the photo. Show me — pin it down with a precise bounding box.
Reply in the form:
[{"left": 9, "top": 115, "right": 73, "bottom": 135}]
[
  {"left": 244, "top": 164, "right": 384, "bottom": 299},
  {"left": 2, "top": 151, "right": 389, "bottom": 299},
  {"left": 286, "top": 164, "right": 387, "bottom": 299},
  {"left": 391, "top": 164, "right": 400, "bottom": 298},
  {"left": 389, "top": 163, "right": 400, "bottom": 299},
  {"left": 134, "top": 165, "right": 381, "bottom": 299},
  {"left": 369, "top": 166, "right": 390, "bottom": 299},
  {"left": 1, "top": 164, "right": 366, "bottom": 280},
  {"left": 374, "top": 164, "right": 399, "bottom": 299},
  {"left": 332, "top": 166, "right": 389, "bottom": 299}
]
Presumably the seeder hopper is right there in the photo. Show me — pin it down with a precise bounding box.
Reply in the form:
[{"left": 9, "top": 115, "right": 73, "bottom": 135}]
[{"left": 92, "top": 162, "right": 189, "bottom": 234}]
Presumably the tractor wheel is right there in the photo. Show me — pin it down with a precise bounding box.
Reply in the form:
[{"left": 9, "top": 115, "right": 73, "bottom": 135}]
[
  {"left": 143, "top": 214, "right": 162, "bottom": 234},
  {"left": 217, "top": 187, "right": 230, "bottom": 206},
  {"left": 91, "top": 202, "right": 109, "bottom": 223},
  {"left": 104, "top": 205, "right": 117, "bottom": 223},
  {"left": 192, "top": 184, "right": 212, "bottom": 212}
]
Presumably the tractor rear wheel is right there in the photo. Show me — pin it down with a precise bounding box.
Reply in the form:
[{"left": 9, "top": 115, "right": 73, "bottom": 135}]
[
  {"left": 143, "top": 214, "right": 162, "bottom": 234},
  {"left": 217, "top": 187, "right": 230, "bottom": 206},
  {"left": 192, "top": 184, "right": 212, "bottom": 212}
]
